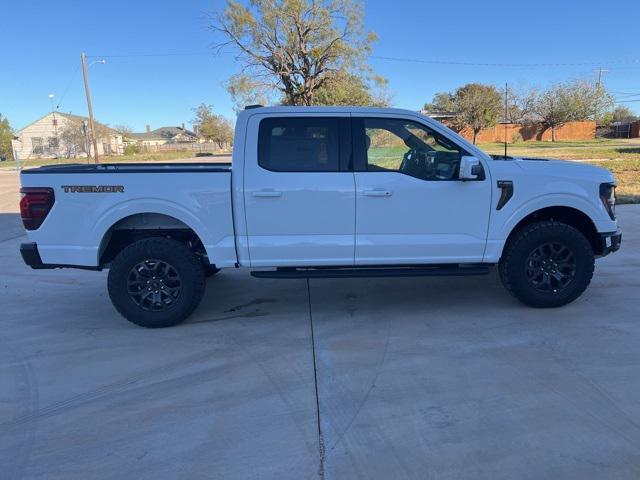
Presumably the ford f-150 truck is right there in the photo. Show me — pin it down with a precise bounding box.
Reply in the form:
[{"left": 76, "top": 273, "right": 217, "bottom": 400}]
[{"left": 19, "top": 106, "right": 621, "bottom": 327}]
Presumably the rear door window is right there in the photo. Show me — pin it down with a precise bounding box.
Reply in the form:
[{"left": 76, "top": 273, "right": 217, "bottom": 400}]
[{"left": 258, "top": 117, "right": 341, "bottom": 172}]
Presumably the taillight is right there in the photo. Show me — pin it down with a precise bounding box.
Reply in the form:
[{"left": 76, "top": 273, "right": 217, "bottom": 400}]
[{"left": 20, "top": 187, "right": 55, "bottom": 230}]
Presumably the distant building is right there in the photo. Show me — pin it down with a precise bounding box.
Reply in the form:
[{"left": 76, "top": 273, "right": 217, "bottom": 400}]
[
  {"left": 420, "top": 110, "right": 457, "bottom": 122},
  {"left": 13, "top": 112, "right": 123, "bottom": 159},
  {"left": 130, "top": 124, "right": 198, "bottom": 146}
]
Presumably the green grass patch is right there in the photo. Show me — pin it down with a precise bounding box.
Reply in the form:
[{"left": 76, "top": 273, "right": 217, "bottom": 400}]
[{"left": 588, "top": 159, "right": 640, "bottom": 204}]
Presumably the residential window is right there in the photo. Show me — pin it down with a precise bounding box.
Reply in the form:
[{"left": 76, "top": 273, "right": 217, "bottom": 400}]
[
  {"left": 31, "top": 137, "right": 44, "bottom": 155},
  {"left": 258, "top": 117, "right": 340, "bottom": 172},
  {"left": 48, "top": 137, "right": 59, "bottom": 148},
  {"left": 359, "top": 118, "right": 467, "bottom": 181}
]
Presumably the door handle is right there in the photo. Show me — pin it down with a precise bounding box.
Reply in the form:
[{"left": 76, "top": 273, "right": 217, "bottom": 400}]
[
  {"left": 362, "top": 189, "right": 392, "bottom": 197},
  {"left": 252, "top": 189, "right": 283, "bottom": 198}
]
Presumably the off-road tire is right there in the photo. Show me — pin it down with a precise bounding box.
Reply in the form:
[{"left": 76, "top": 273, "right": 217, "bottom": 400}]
[
  {"left": 499, "top": 221, "right": 594, "bottom": 308},
  {"left": 108, "top": 238, "right": 206, "bottom": 328},
  {"left": 203, "top": 264, "right": 220, "bottom": 277}
]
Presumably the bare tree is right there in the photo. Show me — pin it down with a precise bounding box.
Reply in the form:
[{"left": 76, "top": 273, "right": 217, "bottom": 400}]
[
  {"left": 500, "top": 85, "right": 537, "bottom": 124},
  {"left": 211, "top": 0, "right": 380, "bottom": 106},
  {"left": 59, "top": 117, "right": 112, "bottom": 157},
  {"left": 113, "top": 124, "right": 134, "bottom": 137}
]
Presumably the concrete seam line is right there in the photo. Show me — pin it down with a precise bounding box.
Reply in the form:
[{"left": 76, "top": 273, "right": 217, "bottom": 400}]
[
  {"left": 0, "top": 233, "right": 26, "bottom": 245},
  {"left": 307, "top": 278, "right": 325, "bottom": 479}
]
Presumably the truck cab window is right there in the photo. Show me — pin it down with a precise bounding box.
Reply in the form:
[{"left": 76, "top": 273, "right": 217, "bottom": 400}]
[
  {"left": 362, "top": 118, "right": 467, "bottom": 181},
  {"left": 258, "top": 117, "right": 340, "bottom": 171}
]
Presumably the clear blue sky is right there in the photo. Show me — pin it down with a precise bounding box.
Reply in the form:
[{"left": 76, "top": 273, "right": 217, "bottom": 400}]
[{"left": 3, "top": 0, "right": 639, "bottom": 131}]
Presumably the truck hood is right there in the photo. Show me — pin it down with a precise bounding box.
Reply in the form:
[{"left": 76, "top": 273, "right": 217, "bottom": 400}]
[{"left": 513, "top": 157, "right": 615, "bottom": 183}]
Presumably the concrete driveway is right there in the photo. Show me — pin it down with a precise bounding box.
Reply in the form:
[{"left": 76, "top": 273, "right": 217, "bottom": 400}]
[{"left": 1, "top": 169, "right": 639, "bottom": 479}]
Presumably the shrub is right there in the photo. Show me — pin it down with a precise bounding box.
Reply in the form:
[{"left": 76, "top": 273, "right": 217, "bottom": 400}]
[
  {"left": 124, "top": 144, "right": 141, "bottom": 155},
  {"left": 511, "top": 131, "right": 524, "bottom": 144}
]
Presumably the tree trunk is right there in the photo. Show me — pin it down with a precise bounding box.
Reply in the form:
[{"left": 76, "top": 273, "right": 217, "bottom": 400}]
[
  {"left": 472, "top": 129, "right": 478, "bottom": 145},
  {"left": 551, "top": 126, "right": 556, "bottom": 142}
]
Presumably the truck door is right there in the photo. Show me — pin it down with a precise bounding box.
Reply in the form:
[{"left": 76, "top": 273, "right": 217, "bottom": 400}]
[
  {"left": 243, "top": 114, "right": 355, "bottom": 267},
  {"left": 352, "top": 116, "right": 492, "bottom": 265}
]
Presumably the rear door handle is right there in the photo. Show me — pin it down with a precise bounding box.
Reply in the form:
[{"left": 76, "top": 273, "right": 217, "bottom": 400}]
[
  {"left": 362, "top": 189, "right": 392, "bottom": 197},
  {"left": 252, "top": 189, "right": 282, "bottom": 198}
]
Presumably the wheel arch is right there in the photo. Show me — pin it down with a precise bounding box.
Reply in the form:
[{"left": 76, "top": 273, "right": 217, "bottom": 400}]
[
  {"left": 96, "top": 209, "right": 212, "bottom": 267},
  {"left": 502, "top": 205, "right": 602, "bottom": 258}
]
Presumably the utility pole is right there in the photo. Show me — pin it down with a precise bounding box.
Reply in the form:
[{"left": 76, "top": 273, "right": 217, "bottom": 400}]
[
  {"left": 595, "top": 67, "right": 609, "bottom": 129},
  {"left": 504, "top": 82, "right": 508, "bottom": 159},
  {"left": 48, "top": 93, "right": 58, "bottom": 157},
  {"left": 81, "top": 52, "right": 99, "bottom": 164},
  {"left": 596, "top": 67, "right": 609, "bottom": 88}
]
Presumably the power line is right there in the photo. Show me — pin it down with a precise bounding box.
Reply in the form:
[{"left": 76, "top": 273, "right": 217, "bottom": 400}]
[
  {"left": 370, "top": 55, "right": 640, "bottom": 68},
  {"left": 87, "top": 52, "right": 214, "bottom": 58},
  {"left": 612, "top": 91, "right": 640, "bottom": 97},
  {"left": 55, "top": 64, "right": 81, "bottom": 111},
  {"left": 86, "top": 50, "right": 640, "bottom": 68}
]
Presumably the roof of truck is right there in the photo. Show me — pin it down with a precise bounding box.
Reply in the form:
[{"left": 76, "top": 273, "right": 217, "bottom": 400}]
[{"left": 242, "top": 105, "right": 423, "bottom": 115}]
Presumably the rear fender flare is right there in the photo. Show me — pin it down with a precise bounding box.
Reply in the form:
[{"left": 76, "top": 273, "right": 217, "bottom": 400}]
[{"left": 91, "top": 198, "right": 212, "bottom": 263}]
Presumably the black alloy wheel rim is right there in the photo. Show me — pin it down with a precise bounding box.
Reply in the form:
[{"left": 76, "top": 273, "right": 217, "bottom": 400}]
[
  {"left": 127, "top": 259, "right": 182, "bottom": 311},
  {"left": 525, "top": 242, "right": 577, "bottom": 293}
]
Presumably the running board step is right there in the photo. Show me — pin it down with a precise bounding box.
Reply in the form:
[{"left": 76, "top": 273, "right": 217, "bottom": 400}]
[{"left": 251, "top": 265, "right": 491, "bottom": 279}]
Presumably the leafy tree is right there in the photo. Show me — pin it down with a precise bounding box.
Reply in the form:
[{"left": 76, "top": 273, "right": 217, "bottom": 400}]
[
  {"left": 212, "top": 0, "right": 382, "bottom": 106},
  {"left": 192, "top": 104, "right": 234, "bottom": 149},
  {"left": 452, "top": 84, "right": 502, "bottom": 144},
  {"left": 530, "top": 80, "right": 612, "bottom": 141},
  {"left": 611, "top": 105, "right": 638, "bottom": 123},
  {"left": 314, "top": 70, "right": 388, "bottom": 106},
  {"left": 0, "top": 114, "right": 14, "bottom": 160},
  {"left": 423, "top": 92, "right": 455, "bottom": 113},
  {"left": 226, "top": 74, "right": 270, "bottom": 112}
]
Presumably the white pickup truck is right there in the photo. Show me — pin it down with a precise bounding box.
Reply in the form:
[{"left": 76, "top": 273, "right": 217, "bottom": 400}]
[{"left": 19, "top": 106, "right": 621, "bottom": 327}]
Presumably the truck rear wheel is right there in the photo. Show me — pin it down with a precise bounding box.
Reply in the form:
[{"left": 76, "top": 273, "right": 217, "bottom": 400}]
[
  {"left": 499, "top": 221, "right": 594, "bottom": 308},
  {"left": 108, "top": 238, "right": 206, "bottom": 328},
  {"left": 203, "top": 264, "right": 220, "bottom": 277}
]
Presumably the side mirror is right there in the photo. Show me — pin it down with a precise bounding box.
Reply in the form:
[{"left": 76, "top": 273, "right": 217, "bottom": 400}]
[{"left": 459, "top": 156, "right": 484, "bottom": 180}]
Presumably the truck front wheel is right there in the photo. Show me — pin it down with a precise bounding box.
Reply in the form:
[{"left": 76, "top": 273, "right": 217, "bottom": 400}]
[
  {"left": 499, "top": 221, "right": 595, "bottom": 308},
  {"left": 108, "top": 238, "right": 206, "bottom": 328}
]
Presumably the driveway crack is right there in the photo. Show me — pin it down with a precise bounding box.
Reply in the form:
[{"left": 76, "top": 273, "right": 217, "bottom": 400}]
[{"left": 307, "top": 278, "right": 325, "bottom": 479}]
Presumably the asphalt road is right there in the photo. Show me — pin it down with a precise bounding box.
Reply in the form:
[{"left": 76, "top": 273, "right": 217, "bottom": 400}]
[{"left": 1, "top": 170, "right": 640, "bottom": 479}]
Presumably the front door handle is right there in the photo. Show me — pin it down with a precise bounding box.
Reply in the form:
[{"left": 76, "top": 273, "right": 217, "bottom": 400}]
[
  {"left": 252, "top": 189, "right": 283, "bottom": 198},
  {"left": 362, "top": 189, "right": 392, "bottom": 197}
]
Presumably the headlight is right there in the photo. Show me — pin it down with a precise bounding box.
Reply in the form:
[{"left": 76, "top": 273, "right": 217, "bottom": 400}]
[{"left": 599, "top": 182, "right": 616, "bottom": 220}]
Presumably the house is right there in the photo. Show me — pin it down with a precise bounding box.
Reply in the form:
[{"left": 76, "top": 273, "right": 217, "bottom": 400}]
[
  {"left": 420, "top": 109, "right": 457, "bottom": 122},
  {"left": 130, "top": 124, "right": 198, "bottom": 146},
  {"left": 13, "top": 112, "right": 123, "bottom": 159}
]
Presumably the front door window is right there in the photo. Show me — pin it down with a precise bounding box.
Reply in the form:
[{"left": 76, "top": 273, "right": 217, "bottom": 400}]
[{"left": 363, "top": 118, "right": 467, "bottom": 181}]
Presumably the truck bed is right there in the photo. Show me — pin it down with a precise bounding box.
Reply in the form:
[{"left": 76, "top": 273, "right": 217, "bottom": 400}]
[{"left": 20, "top": 163, "right": 236, "bottom": 268}]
